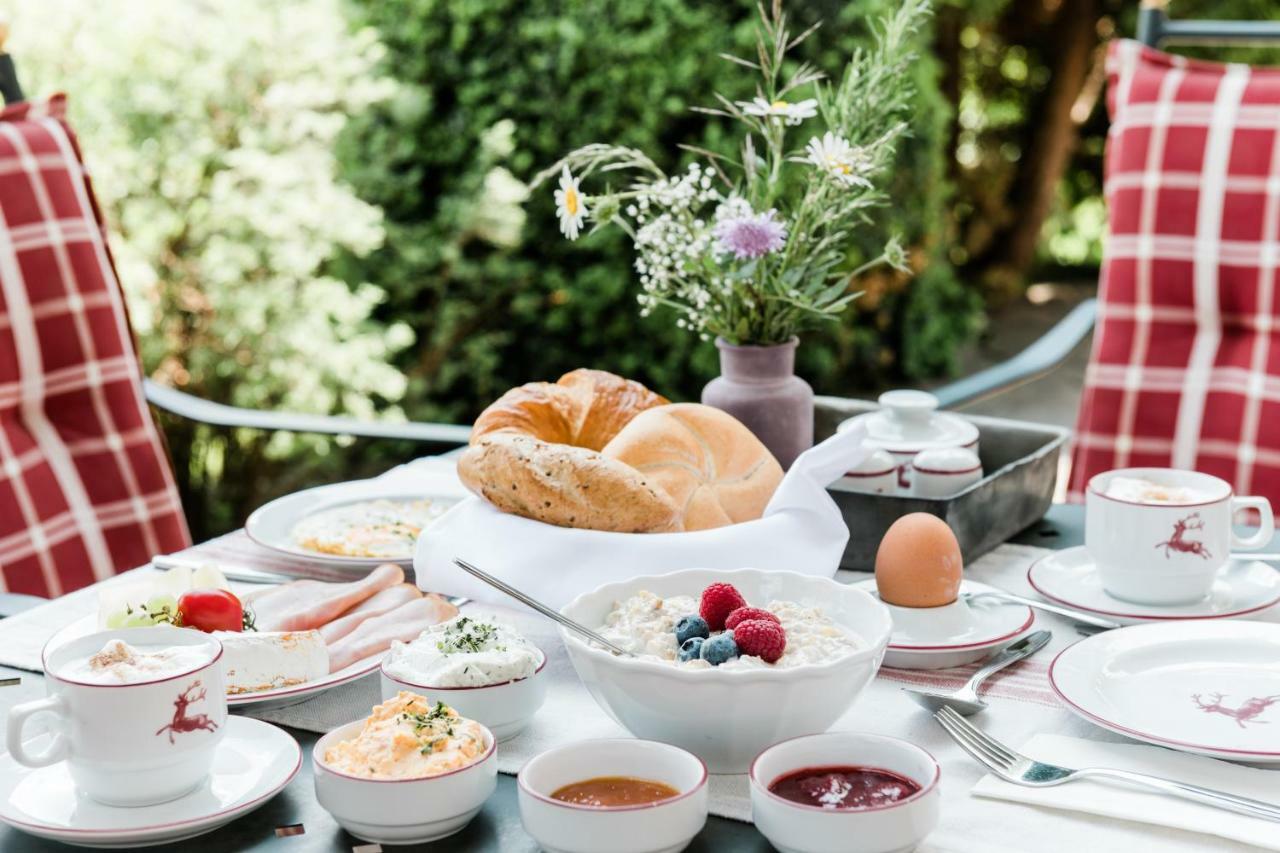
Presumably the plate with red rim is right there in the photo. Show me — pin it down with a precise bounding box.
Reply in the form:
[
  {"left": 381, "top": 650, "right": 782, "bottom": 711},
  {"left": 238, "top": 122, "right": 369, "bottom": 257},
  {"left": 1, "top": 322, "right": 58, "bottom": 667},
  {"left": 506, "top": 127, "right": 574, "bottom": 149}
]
[
  {"left": 45, "top": 614, "right": 384, "bottom": 712},
  {"left": 0, "top": 716, "right": 301, "bottom": 848},
  {"left": 850, "top": 579, "right": 1035, "bottom": 670},
  {"left": 1028, "top": 546, "right": 1280, "bottom": 624},
  {"left": 1049, "top": 620, "right": 1280, "bottom": 763}
]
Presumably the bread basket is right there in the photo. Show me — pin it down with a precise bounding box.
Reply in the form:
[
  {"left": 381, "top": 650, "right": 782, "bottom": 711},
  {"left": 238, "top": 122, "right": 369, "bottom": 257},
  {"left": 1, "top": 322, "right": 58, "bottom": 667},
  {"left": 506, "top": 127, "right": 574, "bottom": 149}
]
[{"left": 414, "top": 423, "right": 872, "bottom": 608}]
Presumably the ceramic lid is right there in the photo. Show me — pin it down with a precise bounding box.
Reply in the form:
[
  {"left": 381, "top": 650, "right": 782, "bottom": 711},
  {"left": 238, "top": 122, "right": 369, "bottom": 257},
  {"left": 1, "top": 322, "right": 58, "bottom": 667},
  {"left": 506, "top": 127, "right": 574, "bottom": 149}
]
[{"left": 838, "top": 391, "right": 979, "bottom": 453}]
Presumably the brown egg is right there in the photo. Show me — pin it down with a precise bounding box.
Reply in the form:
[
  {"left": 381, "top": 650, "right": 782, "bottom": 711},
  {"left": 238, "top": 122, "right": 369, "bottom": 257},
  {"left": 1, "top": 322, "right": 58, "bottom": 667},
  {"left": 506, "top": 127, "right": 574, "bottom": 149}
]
[{"left": 874, "top": 513, "right": 962, "bottom": 608}]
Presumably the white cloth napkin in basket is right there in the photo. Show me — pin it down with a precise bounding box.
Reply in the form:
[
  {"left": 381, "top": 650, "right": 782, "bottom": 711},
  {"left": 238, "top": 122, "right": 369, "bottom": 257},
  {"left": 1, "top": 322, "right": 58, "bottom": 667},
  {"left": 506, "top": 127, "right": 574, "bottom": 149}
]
[{"left": 414, "top": 420, "right": 872, "bottom": 609}]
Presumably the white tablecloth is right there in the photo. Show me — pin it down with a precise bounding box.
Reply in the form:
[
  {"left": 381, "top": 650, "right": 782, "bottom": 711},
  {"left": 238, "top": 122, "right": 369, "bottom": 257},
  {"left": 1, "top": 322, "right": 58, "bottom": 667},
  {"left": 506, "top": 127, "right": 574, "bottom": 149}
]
[{"left": 1, "top": 455, "right": 1276, "bottom": 851}]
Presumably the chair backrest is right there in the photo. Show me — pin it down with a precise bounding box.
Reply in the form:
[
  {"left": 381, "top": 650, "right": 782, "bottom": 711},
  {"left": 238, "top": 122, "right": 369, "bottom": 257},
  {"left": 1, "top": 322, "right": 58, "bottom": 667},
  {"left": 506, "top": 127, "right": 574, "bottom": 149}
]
[
  {"left": 1067, "top": 10, "right": 1280, "bottom": 508},
  {"left": 1137, "top": 2, "right": 1280, "bottom": 50},
  {"left": 0, "top": 96, "right": 190, "bottom": 596}
]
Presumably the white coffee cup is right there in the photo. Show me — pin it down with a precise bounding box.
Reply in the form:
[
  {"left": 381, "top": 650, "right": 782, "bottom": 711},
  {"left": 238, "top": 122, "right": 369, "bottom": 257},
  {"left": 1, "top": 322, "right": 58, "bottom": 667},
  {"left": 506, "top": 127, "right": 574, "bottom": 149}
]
[
  {"left": 1085, "top": 468, "right": 1274, "bottom": 605},
  {"left": 5, "top": 626, "right": 227, "bottom": 807}
]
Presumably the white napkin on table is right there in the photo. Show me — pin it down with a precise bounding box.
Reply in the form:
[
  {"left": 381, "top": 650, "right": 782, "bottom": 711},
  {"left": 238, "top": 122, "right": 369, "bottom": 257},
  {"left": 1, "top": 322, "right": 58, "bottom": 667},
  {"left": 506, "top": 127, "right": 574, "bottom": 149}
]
[
  {"left": 413, "top": 420, "right": 872, "bottom": 609},
  {"left": 972, "top": 734, "right": 1280, "bottom": 850}
]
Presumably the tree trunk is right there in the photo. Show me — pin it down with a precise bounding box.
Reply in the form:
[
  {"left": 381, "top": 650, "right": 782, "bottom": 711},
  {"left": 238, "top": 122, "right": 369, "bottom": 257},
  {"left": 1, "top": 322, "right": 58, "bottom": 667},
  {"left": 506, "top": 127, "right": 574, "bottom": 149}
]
[{"left": 973, "top": 0, "right": 1102, "bottom": 298}]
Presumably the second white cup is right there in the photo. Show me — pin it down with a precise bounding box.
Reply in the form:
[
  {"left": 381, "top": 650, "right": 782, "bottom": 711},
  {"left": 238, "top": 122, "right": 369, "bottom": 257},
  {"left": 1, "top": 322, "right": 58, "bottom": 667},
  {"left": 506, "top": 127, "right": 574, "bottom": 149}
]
[{"left": 1085, "top": 468, "right": 1273, "bottom": 605}]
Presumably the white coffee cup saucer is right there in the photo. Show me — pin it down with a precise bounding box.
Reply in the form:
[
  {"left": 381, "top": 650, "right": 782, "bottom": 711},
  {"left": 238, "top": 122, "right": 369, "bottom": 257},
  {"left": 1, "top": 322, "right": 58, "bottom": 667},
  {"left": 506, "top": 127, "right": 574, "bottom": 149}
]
[
  {"left": 0, "top": 716, "right": 300, "bottom": 849},
  {"left": 851, "top": 579, "right": 1035, "bottom": 670},
  {"left": 1028, "top": 546, "right": 1280, "bottom": 625}
]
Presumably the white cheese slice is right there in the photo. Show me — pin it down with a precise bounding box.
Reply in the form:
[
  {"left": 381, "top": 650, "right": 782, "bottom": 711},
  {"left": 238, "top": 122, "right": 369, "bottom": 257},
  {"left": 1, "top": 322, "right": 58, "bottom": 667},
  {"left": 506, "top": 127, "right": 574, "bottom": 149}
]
[{"left": 215, "top": 630, "right": 329, "bottom": 695}]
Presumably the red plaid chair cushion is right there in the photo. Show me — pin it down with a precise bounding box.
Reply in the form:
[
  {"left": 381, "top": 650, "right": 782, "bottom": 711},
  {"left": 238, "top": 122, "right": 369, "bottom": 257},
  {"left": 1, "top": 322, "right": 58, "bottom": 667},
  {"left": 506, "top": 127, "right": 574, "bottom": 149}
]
[
  {"left": 1068, "top": 40, "right": 1280, "bottom": 508},
  {"left": 0, "top": 95, "right": 189, "bottom": 596}
]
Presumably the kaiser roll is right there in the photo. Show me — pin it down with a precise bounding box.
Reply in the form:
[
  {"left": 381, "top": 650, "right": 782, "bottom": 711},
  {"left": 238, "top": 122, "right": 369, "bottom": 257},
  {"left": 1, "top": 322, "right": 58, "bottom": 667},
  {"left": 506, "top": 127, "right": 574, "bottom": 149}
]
[{"left": 601, "top": 403, "right": 783, "bottom": 531}]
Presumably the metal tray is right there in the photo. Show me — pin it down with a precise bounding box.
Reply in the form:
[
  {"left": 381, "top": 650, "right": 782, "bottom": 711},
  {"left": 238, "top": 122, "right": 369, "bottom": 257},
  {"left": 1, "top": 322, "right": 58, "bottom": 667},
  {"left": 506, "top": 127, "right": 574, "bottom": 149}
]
[{"left": 816, "top": 396, "right": 1069, "bottom": 571}]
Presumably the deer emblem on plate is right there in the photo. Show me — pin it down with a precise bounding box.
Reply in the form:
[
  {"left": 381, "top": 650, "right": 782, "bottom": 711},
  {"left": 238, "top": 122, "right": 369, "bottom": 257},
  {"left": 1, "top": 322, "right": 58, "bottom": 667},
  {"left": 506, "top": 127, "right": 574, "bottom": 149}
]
[
  {"left": 1191, "top": 692, "right": 1280, "bottom": 728},
  {"left": 156, "top": 680, "right": 220, "bottom": 744},
  {"left": 1155, "top": 512, "right": 1211, "bottom": 560}
]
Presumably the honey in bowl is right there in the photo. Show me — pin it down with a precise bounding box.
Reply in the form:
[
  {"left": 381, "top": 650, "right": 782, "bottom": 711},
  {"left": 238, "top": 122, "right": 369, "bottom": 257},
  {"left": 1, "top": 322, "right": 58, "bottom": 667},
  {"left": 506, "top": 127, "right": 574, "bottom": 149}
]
[
  {"left": 551, "top": 776, "right": 681, "bottom": 807},
  {"left": 768, "top": 765, "right": 922, "bottom": 810},
  {"left": 874, "top": 512, "right": 962, "bottom": 608}
]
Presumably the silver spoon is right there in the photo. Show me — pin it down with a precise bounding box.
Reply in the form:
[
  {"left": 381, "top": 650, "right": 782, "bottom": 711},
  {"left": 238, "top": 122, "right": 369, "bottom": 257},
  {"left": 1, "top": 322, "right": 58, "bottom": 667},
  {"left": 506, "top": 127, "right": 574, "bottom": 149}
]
[
  {"left": 903, "top": 630, "right": 1052, "bottom": 715},
  {"left": 451, "top": 558, "right": 636, "bottom": 658},
  {"left": 963, "top": 590, "right": 1122, "bottom": 631}
]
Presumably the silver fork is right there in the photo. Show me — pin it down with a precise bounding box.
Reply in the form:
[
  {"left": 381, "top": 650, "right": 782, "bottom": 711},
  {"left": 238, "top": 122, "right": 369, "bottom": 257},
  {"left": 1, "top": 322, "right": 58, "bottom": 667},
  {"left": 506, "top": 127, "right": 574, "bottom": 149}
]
[{"left": 934, "top": 705, "right": 1280, "bottom": 823}]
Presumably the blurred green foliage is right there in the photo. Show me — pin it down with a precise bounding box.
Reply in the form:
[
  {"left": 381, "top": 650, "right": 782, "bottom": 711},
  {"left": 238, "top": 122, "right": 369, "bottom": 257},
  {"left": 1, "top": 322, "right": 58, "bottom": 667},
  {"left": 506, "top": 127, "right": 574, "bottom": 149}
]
[{"left": 335, "top": 0, "right": 980, "bottom": 428}]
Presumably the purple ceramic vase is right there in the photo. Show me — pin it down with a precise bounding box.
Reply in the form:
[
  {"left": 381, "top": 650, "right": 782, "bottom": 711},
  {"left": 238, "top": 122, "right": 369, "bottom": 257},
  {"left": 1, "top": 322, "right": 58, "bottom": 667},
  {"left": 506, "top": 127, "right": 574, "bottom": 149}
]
[{"left": 701, "top": 337, "right": 814, "bottom": 469}]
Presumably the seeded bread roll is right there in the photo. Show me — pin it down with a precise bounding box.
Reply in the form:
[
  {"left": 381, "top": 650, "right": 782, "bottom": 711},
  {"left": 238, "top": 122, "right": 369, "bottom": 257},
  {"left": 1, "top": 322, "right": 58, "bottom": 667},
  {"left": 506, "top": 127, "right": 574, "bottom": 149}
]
[
  {"left": 601, "top": 403, "right": 783, "bottom": 531},
  {"left": 457, "top": 433, "right": 681, "bottom": 532}
]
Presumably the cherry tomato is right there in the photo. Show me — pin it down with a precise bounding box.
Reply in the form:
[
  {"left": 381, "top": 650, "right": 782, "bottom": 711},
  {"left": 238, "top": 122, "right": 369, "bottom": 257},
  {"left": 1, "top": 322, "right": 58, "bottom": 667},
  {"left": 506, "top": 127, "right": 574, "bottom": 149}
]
[{"left": 177, "top": 588, "right": 244, "bottom": 633}]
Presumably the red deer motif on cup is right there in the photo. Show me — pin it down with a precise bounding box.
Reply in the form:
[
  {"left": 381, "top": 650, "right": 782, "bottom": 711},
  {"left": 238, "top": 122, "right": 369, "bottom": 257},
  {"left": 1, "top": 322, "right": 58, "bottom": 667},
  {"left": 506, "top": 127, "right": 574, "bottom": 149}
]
[
  {"left": 1155, "top": 513, "right": 1211, "bottom": 560},
  {"left": 1191, "top": 693, "right": 1280, "bottom": 729},
  {"left": 156, "top": 680, "right": 219, "bottom": 744}
]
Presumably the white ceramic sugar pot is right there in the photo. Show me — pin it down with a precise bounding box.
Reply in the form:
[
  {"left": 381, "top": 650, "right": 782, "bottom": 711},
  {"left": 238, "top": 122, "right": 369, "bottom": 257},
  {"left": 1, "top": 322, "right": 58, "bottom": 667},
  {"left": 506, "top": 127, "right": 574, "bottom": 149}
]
[{"left": 837, "top": 390, "right": 980, "bottom": 494}]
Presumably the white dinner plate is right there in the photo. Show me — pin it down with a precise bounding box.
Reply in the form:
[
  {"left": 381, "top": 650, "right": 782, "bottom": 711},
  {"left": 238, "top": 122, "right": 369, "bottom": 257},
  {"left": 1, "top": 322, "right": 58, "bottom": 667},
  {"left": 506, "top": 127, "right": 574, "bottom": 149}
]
[
  {"left": 0, "top": 716, "right": 300, "bottom": 848},
  {"left": 245, "top": 475, "right": 468, "bottom": 572},
  {"left": 45, "top": 615, "right": 383, "bottom": 712},
  {"left": 1028, "top": 546, "right": 1280, "bottom": 624},
  {"left": 1050, "top": 621, "right": 1280, "bottom": 763},
  {"left": 851, "top": 579, "right": 1035, "bottom": 670}
]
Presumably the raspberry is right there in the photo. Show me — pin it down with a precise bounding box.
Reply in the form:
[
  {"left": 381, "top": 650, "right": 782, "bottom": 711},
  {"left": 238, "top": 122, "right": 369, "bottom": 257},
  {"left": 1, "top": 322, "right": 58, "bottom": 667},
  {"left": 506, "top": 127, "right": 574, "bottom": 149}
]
[
  {"left": 724, "top": 606, "right": 780, "bottom": 632},
  {"left": 733, "top": 619, "right": 786, "bottom": 663},
  {"left": 699, "top": 583, "right": 747, "bottom": 631}
]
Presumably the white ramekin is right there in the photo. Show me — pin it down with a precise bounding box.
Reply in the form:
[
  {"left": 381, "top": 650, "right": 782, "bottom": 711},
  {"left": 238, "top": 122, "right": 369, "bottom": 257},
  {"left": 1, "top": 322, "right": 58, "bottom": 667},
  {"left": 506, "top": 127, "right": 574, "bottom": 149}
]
[
  {"left": 313, "top": 718, "right": 497, "bottom": 845},
  {"left": 749, "top": 732, "right": 941, "bottom": 853},
  {"left": 518, "top": 738, "right": 708, "bottom": 853},
  {"left": 380, "top": 646, "right": 549, "bottom": 741}
]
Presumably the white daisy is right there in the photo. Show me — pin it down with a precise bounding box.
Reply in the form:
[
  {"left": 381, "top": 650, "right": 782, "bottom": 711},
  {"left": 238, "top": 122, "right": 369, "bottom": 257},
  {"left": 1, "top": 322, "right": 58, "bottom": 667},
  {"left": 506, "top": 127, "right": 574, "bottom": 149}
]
[
  {"left": 554, "top": 165, "right": 588, "bottom": 240},
  {"left": 739, "top": 96, "right": 818, "bottom": 126},
  {"left": 805, "top": 132, "right": 874, "bottom": 188}
]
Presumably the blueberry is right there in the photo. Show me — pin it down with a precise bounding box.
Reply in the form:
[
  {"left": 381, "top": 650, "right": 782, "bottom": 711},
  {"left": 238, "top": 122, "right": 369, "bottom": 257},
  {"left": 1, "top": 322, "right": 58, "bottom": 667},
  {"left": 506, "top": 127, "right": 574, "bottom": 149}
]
[
  {"left": 674, "top": 615, "right": 710, "bottom": 646},
  {"left": 699, "top": 633, "right": 739, "bottom": 666},
  {"left": 678, "top": 636, "right": 704, "bottom": 662}
]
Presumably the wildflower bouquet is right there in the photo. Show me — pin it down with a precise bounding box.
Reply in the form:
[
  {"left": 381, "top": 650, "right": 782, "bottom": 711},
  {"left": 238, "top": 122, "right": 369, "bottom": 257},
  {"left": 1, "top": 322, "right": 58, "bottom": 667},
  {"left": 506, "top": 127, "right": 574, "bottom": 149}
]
[{"left": 533, "top": 0, "right": 929, "bottom": 346}]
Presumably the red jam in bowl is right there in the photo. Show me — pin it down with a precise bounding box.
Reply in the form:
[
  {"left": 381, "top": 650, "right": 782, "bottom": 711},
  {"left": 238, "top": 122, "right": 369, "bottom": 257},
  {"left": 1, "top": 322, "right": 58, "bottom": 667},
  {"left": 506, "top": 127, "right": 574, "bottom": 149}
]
[{"left": 767, "top": 765, "right": 922, "bottom": 810}]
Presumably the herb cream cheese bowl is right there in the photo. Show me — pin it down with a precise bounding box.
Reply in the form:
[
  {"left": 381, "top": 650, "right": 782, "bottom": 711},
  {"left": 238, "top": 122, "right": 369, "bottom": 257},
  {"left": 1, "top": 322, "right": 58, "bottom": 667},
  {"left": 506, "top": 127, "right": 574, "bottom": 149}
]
[
  {"left": 313, "top": 716, "right": 497, "bottom": 845},
  {"left": 518, "top": 738, "right": 708, "bottom": 853},
  {"left": 379, "top": 648, "right": 549, "bottom": 742},
  {"left": 559, "top": 568, "right": 892, "bottom": 773},
  {"left": 749, "top": 732, "right": 941, "bottom": 853}
]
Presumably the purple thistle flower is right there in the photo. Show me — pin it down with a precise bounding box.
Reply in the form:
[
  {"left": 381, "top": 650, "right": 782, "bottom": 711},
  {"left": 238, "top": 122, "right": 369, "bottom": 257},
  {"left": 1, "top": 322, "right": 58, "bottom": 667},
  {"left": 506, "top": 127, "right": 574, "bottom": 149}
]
[{"left": 712, "top": 209, "right": 787, "bottom": 260}]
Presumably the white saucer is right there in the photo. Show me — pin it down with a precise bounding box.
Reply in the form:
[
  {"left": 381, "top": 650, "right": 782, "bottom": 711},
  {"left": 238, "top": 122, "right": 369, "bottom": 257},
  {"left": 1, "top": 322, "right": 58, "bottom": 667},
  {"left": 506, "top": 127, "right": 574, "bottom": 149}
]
[
  {"left": 851, "top": 579, "right": 1035, "bottom": 670},
  {"left": 1028, "top": 546, "right": 1280, "bottom": 624},
  {"left": 46, "top": 615, "right": 384, "bottom": 711},
  {"left": 0, "top": 716, "right": 301, "bottom": 848},
  {"left": 1050, "top": 620, "right": 1280, "bottom": 763}
]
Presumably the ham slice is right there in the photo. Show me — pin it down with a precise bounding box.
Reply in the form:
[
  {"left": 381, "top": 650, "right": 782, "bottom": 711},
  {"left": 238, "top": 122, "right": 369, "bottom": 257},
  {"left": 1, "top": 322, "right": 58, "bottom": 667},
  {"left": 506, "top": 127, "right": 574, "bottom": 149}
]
[
  {"left": 317, "top": 583, "right": 422, "bottom": 644},
  {"left": 327, "top": 595, "right": 459, "bottom": 672},
  {"left": 252, "top": 563, "right": 404, "bottom": 632}
]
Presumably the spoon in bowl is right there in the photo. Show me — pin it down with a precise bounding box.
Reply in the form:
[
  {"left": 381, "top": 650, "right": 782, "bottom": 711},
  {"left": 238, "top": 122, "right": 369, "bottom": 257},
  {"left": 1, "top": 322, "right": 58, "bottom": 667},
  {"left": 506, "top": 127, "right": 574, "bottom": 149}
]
[
  {"left": 451, "top": 557, "right": 636, "bottom": 658},
  {"left": 903, "top": 630, "right": 1052, "bottom": 716}
]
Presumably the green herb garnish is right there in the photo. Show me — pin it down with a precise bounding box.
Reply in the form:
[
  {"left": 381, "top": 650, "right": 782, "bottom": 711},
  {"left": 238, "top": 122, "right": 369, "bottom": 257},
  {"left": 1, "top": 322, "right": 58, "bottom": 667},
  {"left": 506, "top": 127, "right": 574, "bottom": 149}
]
[{"left": 435, "top": 616, "right": 505, "bottom": 655}]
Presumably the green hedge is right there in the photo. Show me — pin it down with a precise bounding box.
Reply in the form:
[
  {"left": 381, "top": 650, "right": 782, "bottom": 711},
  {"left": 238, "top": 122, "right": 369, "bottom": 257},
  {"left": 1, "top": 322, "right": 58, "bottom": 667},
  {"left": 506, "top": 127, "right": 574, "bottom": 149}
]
[{"left": 337, "top": 0, "right": 981, "bottom": 423}]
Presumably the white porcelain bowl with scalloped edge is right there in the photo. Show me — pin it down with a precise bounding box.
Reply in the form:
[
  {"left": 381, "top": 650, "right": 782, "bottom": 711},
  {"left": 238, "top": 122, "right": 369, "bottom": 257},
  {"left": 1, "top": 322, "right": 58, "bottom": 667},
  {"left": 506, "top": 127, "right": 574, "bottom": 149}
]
[{"left": 559, "top": 568, "right": 892, "bottom": 773}]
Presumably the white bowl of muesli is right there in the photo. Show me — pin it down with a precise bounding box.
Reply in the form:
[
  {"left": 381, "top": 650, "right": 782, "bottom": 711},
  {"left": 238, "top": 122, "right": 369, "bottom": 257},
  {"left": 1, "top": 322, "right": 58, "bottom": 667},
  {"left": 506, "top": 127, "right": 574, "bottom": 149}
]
[{"left": 559, "top": 568, "right": 892, "bottom": 773}]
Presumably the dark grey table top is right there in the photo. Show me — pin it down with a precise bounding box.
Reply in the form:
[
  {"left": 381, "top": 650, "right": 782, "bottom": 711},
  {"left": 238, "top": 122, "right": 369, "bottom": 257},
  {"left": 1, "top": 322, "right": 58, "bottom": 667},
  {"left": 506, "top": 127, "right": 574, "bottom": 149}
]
[{"left": 0, "top": 505, "right": 1085, "bottom": 852}]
